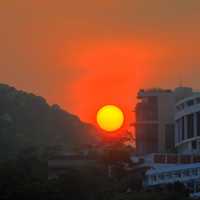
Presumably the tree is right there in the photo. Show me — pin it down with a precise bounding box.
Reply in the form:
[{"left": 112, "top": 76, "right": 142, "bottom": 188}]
[{"left": 100, "top": 135, "right": 135, "bottom": 179}]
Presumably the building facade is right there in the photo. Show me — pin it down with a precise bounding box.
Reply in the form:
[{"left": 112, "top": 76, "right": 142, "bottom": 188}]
[
  {"left": 135, "top": 87, "right": 198, "bottom": 155},
  {"left": 175, "top": 95, "right": 200, "bottom": 154},
  {"left": 131, "top": 153, "right": 200, "bottom": 197},
  {"left": 144, "top": 163, "right": 200, "bottom": 196},
  {"left": 135, "top": 89, "right": 175, "bottom": 155}
]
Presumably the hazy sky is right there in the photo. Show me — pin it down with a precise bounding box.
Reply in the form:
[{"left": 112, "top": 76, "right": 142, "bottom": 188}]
[{"left": 1, "top": 0, "right": 200, "bottom": 129}]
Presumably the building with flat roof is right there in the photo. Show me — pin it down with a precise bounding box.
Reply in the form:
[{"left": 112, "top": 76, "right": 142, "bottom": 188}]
[
  {"left": 135, "top": 87, "right": 198, "bottom": 155},
  {"left": 144, "top": 162, "right": 200, "bottom": 196},
  {"left": 130, "top": 153, "right": 200, "bottom": 197},
  {"left": 135, "top": 89, "right": 175, "bottom": 155}
]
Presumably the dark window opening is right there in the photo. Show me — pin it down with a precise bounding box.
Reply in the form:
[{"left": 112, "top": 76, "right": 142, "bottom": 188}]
[
  {"left": 165, "top": 124, "right": 175, "bottom": 150},
  {"left": 182, "top": 117, "right": 185, "bottom": 140},
  {"left": 196, "top": 98, "right": 200, "bottom": 104},
  {"left": 187, "top": 114, "right": 194, "bottom": 139},
  {"left": 187, "top": 100, "right": 194, "bottom": 106},
  {"left": 192, "top": 141, "right": 197, "bottom": 150},
  {"left": 177, "top": 120, "right": 181, "bottom": 142},
  {"left": 197, "top": 112, "right": 200, "bottom": 136}
]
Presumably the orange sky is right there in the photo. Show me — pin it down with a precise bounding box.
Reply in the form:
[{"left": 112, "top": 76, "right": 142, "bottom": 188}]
[{"left": 1, "top": 0, "right": 200, "bottom": 131}]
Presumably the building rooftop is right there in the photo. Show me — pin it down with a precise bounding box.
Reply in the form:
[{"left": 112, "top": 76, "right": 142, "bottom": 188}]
[
  {"left": 138, "top": 88, "right": 173, "bottom": 98},
  {"left": 139, "top": 88, "right": 172, "bottom": 93}
]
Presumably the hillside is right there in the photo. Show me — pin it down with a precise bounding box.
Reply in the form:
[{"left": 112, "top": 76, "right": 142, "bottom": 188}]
[{"left": 0, "top": 84, "right": 100, "bottom": 158}]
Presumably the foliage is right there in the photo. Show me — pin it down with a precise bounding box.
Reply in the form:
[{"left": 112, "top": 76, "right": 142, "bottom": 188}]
[
  {"left": 0, "top": 83, "right": 100, "bottom": 159},
  {"left": 0, "top": 150, "right": 192, "bottom": 200}
]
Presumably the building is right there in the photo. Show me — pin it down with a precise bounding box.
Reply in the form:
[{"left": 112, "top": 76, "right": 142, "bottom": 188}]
[
  {"left": 135, "top": 89, "right": 175, "bottom": 155},
  {"left": 175, "top": 95, "right": 200, "bottom": 154},
  {"left": 144, "top": 163, "right": 200, "bottom": 196},
  {"left": 132, "top": 153, "right": 200, "bottom": 165},
  {"left": 135, "top": 87, "right": 198, "bottom": 155},
  {"left": 131, "top": 153, "right": 200, "bottom": 197},
  {"left": 134, "top": 87, "right": 200, "bottom": 196}
]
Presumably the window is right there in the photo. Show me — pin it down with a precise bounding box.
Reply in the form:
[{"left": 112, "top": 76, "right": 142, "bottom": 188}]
[
  {"left": 183, "top": 170, "right": 190, "bottom": 177},
  {"left": 187, "top": 100, "right": 194, "bottom": 106},
  {"left": 177, "top": 120, "right": 181, "bottom": 142},
  {"left": 192, "top": 141, "right": 197, "bottom": 150},
  {"left": 144, "top": 176, "right": 149, "bottom": 184},
  {"left": 174, "top": 171, "right": 181, "bottom": 178},
  {"left": 182, "top": 118, "right": 185, "bottom": 140},
  {"left": 197, "top": 112, "right": 200, "bottom": 136},
  {"left": 158, "top": 174, "right": 165, "bottom": 181},
  {"left": 192, "top": 169, "right": 198, "bottom": 176},
  {"left": 196, "top": 97, "right": 200, "bottom": 104},
  {"left": 187, "top": 114, "right": 194, "bottom": 138},
  {"left": 165, "top": 124, "right": 175, "bottom": 149},
  {"left": 165, "top": 173, "right": 172, "bottom": 179},
  {"left": 197, "top": 182, "right": 200, "bottom": 192},
  {"left": 152, "top": 175, "right": 157, "bottom": 182}
]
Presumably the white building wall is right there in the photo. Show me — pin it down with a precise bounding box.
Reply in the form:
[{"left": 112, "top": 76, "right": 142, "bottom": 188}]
[
  {"left": 175, "top": 95, "right": 200, "bottom": 154},
  {"left": 144, "top": 163, "right": 200, "bottom": 191}
]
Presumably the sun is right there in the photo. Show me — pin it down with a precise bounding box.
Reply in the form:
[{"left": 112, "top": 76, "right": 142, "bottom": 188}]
[{"left": 96, "top": 105, "right": 124, "bottom": 132}]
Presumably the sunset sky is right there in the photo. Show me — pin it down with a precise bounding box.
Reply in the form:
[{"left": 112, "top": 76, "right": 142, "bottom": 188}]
[{"left": 1, "top": 1, "right": 200, "bottom": 130}]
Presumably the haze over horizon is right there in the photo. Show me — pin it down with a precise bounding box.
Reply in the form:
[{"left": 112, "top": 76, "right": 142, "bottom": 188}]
[{"left": 1, "top": 1, "right": 200, "bottom": 130}]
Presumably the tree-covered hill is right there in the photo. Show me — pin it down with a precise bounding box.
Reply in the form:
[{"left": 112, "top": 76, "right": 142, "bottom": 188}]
[{"left": 0, "top": 83, "right": 100, "bottom": 159}]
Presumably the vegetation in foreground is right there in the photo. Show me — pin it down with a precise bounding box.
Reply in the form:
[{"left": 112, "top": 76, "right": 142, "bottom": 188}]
[{"left": 0, "top": 148, "right": 194, "bottom": 200}]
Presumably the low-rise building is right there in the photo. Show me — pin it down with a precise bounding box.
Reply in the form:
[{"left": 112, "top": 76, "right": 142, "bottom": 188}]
[
  {"left": 131, "top": 153, "right": 200, "bottom": 197},
  {"left": 144, "top": 163, "right": 200, "bottom": 195}
]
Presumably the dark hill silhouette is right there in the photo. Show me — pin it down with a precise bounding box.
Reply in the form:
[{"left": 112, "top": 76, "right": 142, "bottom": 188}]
[{"left": 0, "top": 84, "right": 100, "bottom": 159}]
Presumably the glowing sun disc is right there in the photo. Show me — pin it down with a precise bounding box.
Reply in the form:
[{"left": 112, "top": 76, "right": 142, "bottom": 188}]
[{"left": 96, "top": 105, "right": 124, "bottom": 132}]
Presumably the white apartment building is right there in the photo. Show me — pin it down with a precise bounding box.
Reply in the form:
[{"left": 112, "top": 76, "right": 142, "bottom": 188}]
[{"left": 175, "top": 95, "right": 200, "bottom": 154}]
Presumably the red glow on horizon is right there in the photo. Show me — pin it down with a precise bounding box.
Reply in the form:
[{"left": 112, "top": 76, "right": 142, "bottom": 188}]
[{"left": 59, "top": 39, "right": 166, "bottom": 134}]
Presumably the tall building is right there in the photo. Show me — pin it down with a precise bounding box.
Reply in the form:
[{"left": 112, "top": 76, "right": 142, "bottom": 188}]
[
  {"left": 135, "top": 87, "right": 198, "bottom": 155},
  {"left": 175, "top": 95, "right": 200, "bottom": 154},
  {"left": 135, "top": 89, "right": 175, "bottom": 155}
]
